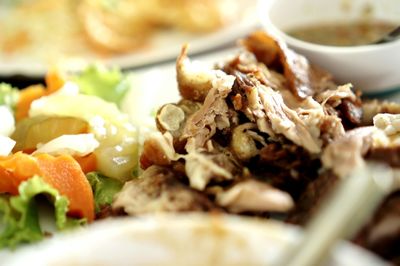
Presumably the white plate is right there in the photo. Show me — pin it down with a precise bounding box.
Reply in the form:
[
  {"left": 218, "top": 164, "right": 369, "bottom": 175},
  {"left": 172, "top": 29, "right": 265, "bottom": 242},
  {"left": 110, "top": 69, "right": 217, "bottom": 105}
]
[
  {"left": 0, "top": 214, "right": 387, "bottom": 266},
  {"left": 0, "top": 0, "right": 258, "bottom": 77}
]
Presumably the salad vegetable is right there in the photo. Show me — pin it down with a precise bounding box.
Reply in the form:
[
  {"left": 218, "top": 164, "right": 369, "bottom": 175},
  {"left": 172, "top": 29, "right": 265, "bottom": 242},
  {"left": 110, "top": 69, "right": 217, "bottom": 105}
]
[
  {"left": 0, "top": 152, "right": 94, "bottom": 221},
  {"left": 0, "top": 176, "right": 84, "bottom": 248},
  {"left": 86, "top": 172, "right": 123, "bottom": 213},
  {"left": 0, "top": 65, "right": 140, "bottom": 248},
  {"left": 0, "top": 106, "right": 15, "bottom": 137},
  {"left": 0, "top": 83, "right": 19, "bottom": 110},
  {"left": 11, "top": 116, "right": 89, "bottom": 153},
  {"left": 73, "top": 64, "right": 131, "bottom": 106},
  {"left": 15, "top": 69, "right": 65, "bottom": 122}
]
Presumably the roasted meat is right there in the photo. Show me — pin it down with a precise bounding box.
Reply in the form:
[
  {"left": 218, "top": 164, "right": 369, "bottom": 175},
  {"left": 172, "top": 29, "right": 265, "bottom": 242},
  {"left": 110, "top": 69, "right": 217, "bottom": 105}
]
[
  {"left": 113, "top": 166, "right": 217, "bottom": 214},
  {"left": 113, "top": 31, "right": 400, "bottom": 263}
]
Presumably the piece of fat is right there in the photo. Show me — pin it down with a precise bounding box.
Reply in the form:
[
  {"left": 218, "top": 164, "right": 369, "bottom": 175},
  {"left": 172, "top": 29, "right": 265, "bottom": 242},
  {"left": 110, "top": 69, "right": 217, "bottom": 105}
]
[
  {"left": 0, "top": 136, "right": 16, "bottom": 156},
  {"left": 33, "top": 133, "right": 99, "bottom": 157},
  {"left": 0, "top": 105, "right": 15, "bottom": 137}
]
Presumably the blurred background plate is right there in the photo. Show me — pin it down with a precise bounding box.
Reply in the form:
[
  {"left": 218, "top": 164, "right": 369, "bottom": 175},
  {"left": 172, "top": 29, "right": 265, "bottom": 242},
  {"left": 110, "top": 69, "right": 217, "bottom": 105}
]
[{"left": 0, "top": 0, "right": 258, "bottom": 78}]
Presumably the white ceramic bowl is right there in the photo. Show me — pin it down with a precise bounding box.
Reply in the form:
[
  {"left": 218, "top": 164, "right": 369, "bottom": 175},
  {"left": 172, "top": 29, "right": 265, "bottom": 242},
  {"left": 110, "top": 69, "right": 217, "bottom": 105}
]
[{"left": 258, "top": 0, "right": 400, "bottom": 95}]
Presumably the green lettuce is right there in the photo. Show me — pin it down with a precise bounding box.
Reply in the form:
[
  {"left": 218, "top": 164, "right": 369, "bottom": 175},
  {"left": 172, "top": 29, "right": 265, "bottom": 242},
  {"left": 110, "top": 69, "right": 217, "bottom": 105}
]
[
  {"left": 0, "top": 83, "right": 19, "bottom": 111},
  {"left": 73, "top": 65, "right": 132, "bottom": 106},
  {"left": 86, "top": 172, "right": 123, "bottom": 213},
  {"left": 0, "top": 195, "right": 42, "bottom": 249},
  {"left": 0, "top": 176, "right": 84, "bottom": 248}
]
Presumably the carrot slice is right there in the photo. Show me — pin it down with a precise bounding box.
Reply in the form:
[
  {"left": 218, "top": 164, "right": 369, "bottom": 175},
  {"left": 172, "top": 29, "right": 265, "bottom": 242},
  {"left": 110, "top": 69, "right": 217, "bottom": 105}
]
[
  {"left": 16, "top": 68, "right": 65, "bottom": 121},
  {"left": 45, "top": 67, "right": 66, "bottom": 93},
  {"left": 36, "top": 154, "right": 94, "bottom": 221},
  {"left": 74, "top": 153, "right": 97, "bottom": 174},
  {"left": 0, "top": 152, "right": 95, "bottom": 222},
  {"left": 15, "top": 85, "right": 46, "bottom": 121},
  {"left": 0, "top": 152, "right": 40, "bottom": 194}
]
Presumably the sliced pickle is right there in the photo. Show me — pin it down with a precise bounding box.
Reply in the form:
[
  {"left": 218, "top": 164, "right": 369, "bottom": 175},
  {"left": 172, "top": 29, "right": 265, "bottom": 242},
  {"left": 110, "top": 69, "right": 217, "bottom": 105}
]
[
  {"left": 12, "top": 116, "right": 89, "bottom": 152},
  {"left": 29, "top": 92, "right": 139, "bottom": 181}
]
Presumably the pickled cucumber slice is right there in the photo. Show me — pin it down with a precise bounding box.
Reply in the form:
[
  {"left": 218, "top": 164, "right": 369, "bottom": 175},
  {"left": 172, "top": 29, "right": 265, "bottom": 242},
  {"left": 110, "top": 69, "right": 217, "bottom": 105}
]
[{"left": 12, "top": 116, "right": 89, "bottom": 152}]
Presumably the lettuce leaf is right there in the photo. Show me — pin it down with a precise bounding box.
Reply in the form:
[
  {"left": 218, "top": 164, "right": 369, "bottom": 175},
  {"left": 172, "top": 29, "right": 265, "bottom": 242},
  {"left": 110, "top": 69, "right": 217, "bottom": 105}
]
[
  {"left": 0, "top": 176, "right": 84, "bottom": 248},
  {"left": 86, "top": 172, "right": 123, "bottom": 213},
  {"left": 0, "top": 83, "right": 19, "bottom": 111},
  {"left": 0, "top": 195, "right": 42, "bottom": 249},
  {"left": 73, "top": 65, "right": 132, "bottom": 106}
]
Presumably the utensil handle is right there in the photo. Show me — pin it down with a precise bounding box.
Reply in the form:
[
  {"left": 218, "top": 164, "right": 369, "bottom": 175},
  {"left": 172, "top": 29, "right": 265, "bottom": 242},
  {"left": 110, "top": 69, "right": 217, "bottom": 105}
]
[
  {"left": 375, "top": 26, "right": 400, "bottom": 44},
  {"left": 282, "top": 162, "right": 394, "bottom": 266}
]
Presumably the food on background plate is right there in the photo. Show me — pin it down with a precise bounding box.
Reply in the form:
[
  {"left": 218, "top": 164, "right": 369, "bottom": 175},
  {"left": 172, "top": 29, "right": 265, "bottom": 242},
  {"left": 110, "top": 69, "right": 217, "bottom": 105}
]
[
  {"left": 0, "top": 0, "right": 240, "bottom": 63},
  {"left": 79, "top": 0, "right": 238, "bottom": 52},
  {"left": 1, "top": 30, "right": 400, "bottom": 264}
]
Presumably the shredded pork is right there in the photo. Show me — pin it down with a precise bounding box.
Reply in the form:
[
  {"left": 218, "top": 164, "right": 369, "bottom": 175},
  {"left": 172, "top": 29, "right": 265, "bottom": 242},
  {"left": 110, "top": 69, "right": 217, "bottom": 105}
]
[
  {"left": 113, "top": 32, "right": 400, "bottom": 260},
  {"left": 216, "top": 179, "right": 294, "bottom": 213},
  {"left": 113, "top": 166, "right": 217, "bottom": 214}
]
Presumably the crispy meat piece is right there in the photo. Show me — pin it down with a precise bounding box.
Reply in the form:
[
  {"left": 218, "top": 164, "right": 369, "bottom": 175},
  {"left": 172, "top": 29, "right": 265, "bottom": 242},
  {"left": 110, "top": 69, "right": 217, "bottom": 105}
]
[
  {"left": 362, "top": 113, "right": 400, "bottom": 166},
  {"left": 367, "top": 146, "right": 400, "bottom": 168},
  {"left": 242, "top": 31, "right": 336, "bottom": 100},
  {"left": 308, "top": 64, "right": 336, "bottom": 93},
  {"left": 242, "top": 31, "right": 313, "bottom": 99},
  {"left": 177, "top": 99, "right": 202, "bottom": 115},
  {"left": 315, "top": 83, "right": 356, "bottom": 106},
  {"left": 279, "top": 46, "right": 314, "bottom": 99},
  {"left": 315, "top": 83, "right": 363, "bottom": 128},
  {"left": 228, "top": 71, "right": 323, "bottom": 153},
  {"left": 142, "top": 131, "right": 242, "bottom": 191},
  {"left": 216, "top": 179, "right": 294, "bottom": 213},
  {"left": 223, "top": 51, "right": 346, "bottom": 154},
  {"left": 230, "top": 123, "right": 265, "bottom": 161},
  {"left": 241, "top": 31, "right": 280, "bottom": 66},
  {"left": 156, "top": 104, "right": 185, "bottom": 134},
  {"left": 362, "top": 99, "right": 400, "bottom": 125},
  {"left": 185, "top": 150, "right": 240, "bottom": 190},
  {"left": 373, "top": 113, "right": 400, "bottom": 137},
  {"left": 322, "top": 127, "right": 375, "bottom": 178},
  {"left": 113, "top": 166, "right": 217, "bottom": 214},
  {"left": 286, "top": 170, "right": 339, "bottom": 225},
  {"left": 140, "top": 132, "right": 180, "bottom": 169},
  {"left": 256, "top": 141, "right": 321, "bottom": 199},
  {"left": 176, "top": 45, "right": 229, "bottom": 102},
  {"left": 339, "top": 98, "right": 363, "bottom": 127},
  {"left": 181, "top": 69, "right": 235, "bottom": 150},
  {"left": 230, "top": 71, "right": 274, "bottom": 136},
  {"left": 156, "top": 100, "right": 202, "bottom": 153},
  {"left": 258, "top": 84, "right": 322, "bottom": 153},
  {"left": 259, "top": 142, "right": 309, "bottom": 169}
]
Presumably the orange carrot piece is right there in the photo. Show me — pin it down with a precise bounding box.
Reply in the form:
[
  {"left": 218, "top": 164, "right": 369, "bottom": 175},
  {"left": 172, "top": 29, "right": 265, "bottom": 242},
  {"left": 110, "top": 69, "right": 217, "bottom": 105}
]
[
  {"left": 45, "top": 67, "right": 66, "bottom": 93},
  {"left": 0, "top": 152, "right": 41, "bottom": 194},
  {"left": 36, "top": 154, "right": 95, "bottom": 221},
  {"left": 15, "top": 85, "right": 46, "bottom": 121},
  {"left": 73, "top": 153, "right": 97, "bottom": 174},
  {"left": 0, "top": 152, "right": 95, "bottom": 222},
  {"left": 16, "top": 68, "right": 65, "bottom": 121}
]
